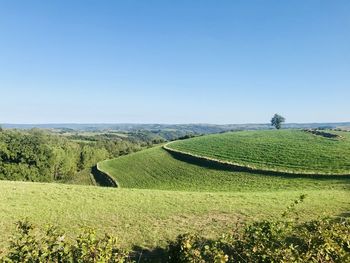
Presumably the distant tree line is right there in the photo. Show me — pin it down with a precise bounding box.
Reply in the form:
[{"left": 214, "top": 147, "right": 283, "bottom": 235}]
[{"left": 0, "top": 129, "right": 154, "bottom": 182}]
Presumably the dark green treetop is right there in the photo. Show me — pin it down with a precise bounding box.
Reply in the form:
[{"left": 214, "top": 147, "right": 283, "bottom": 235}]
[{"left": 271, "top": 114, "right": 285, "bottom": 129}]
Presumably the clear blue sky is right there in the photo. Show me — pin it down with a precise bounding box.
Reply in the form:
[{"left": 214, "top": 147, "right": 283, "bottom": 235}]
[{"left": 0, "top": 0, "right": 349, "bottom": 124}]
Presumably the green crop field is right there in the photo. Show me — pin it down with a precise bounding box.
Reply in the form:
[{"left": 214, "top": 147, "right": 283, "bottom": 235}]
[{"left": 166, "top": 129, "right": 350, "bottom": 175}]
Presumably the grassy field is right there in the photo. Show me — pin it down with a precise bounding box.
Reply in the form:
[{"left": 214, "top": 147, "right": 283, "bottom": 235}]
[
  {"left": 1, "top": 129, "right": 350, "bottom": 256},
  {"left": 60, "top": 168, "right": 96, "bottom": 186},
  {"left": 98, "top": 146, "right": 349, "bottom": 192},
  {"left": 0, "top": 180, "right": 349, "bottom": 251},
  {"left": 166, "top": 129, "right": 350, "bottom": 175}
]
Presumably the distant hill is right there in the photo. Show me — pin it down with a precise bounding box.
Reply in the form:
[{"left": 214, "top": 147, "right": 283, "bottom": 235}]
[{"left": 2, "top": 122, "right": 350, "bottom": 133}]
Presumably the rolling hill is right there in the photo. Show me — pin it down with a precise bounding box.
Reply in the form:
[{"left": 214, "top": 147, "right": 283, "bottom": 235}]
[
  {"left": 165, "top": 129, "right": 350, "bottom": 175},
  {"left": 98, "top": 145, "right": 349, "bottom": 192},
  {"left": 1, "top": 129, "right": 349, "bottom": 256}
]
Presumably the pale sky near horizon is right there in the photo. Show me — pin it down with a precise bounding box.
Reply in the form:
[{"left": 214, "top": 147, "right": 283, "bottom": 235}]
[{"left": 0, "top": 0, "right": 349, "bottom": 124}]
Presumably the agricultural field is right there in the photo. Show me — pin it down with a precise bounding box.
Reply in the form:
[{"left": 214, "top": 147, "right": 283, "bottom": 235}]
[{"left": 166, "top": 129, "right": 350, "bottom": 175}]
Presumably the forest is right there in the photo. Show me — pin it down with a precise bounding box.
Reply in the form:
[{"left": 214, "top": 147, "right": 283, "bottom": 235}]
[{"left": 0, "top": 128, "right": 157, "bottom": 182}]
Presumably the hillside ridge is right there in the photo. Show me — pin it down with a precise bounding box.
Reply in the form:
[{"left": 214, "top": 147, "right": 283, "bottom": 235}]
[{"left": 164, "top": 130, "right": 350, "bottom": 176}]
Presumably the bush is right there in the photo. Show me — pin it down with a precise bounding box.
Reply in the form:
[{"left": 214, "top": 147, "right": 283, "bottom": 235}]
[
  {"left": 168, "top": 219, "right": 350, "bottom": 262},
  {"left": 1, "top": 219, "right": 133, "bottom": 263},
  {"left": 168, "top": 233, "right": 229, "bottom": 263},
  {"left": 168, "top": 196, "right": 350, "bottom": 263}
]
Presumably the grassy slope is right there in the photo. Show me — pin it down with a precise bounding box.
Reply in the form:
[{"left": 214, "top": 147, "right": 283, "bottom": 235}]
[
  {"left": 167, "top": 130, "right": 350, "bottom": 175},
  {"left": 2, "top": 130, "right": 350, "bottom": 251},
  {"left": 95, "top": 145, "right": 349, "bottom": 250},
  {"left": 60, "top": 168, "right": 96, "bottom": 185},
  {"left": 0, "top": 180, "right": 349, "bottom": 250},
  {"left": 98, "top": 146, "right": 349, "bottom": 192}
]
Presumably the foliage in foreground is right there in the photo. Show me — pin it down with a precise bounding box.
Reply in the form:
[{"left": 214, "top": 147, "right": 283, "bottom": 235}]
[
  {"left": 1, "top": 218, "right": 349, "bottom": 262},
  {"left": 1, "top": 197, "right": 349, "bottom": 263},
  {"left": 0, "top": 219, "right": 132, "bottom": 263},
  {"left": 168, "top": 218, "right": 349, "bottom": 263},
  {"left": 168, "top": 196, "right": 350, "bottom": 263}
]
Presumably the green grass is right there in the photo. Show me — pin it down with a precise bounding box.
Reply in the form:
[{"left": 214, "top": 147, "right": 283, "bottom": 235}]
[
  {"left": 2, "top": 129, "right": 350, "bottom": 254},
  {"left": 166, "top": 129, "right": 350, "bottom": 175},
  {"left": 0, "top": 180, "right": 349, "bottom": 250},
  {"left": 98, "top": 146, "right": 349, "bottom": 192},
  {"left": 60, "top": 168, "right": 96, "bottom": 186}
]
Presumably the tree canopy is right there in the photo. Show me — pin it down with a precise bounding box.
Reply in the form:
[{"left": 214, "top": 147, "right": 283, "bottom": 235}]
[
  {"left": 271, "top": 114, "right": 285, "bottom": 129},
  {"left": 0, "top": 130, "right": 152, "bottom": 182}
]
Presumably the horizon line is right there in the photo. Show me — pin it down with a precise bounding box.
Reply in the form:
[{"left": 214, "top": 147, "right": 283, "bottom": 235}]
[{"left": 2, "top": 121, "right": 350, "bottom": 126}]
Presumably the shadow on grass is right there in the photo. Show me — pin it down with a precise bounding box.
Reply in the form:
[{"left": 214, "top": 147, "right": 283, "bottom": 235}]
[
  {"left": 90, "top": 165, "right": 118, "bottom": 187},
  {"left": 165, "top": 148, "right": 350, "bottom": 182},
  {"left": 338, "top": 211, "right": 350, "bottom": 218},
  {"left": 131, "top": 246, "right": 168, "bottom": 263}
]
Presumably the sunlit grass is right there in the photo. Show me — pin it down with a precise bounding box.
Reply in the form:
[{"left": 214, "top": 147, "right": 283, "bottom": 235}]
[
  {"left": 167, "top": 129, "right": 350, "bottom": 175},
  {"left": 0, "top": 180, "right": 348, "bottom": 250},
  {"left": 99, "top": 146, "right": 349, "bottom": 192}
]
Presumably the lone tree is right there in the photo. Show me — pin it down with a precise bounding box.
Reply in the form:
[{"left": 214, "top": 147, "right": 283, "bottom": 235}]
[{"left": 271, "top": 114, "right": 285, "bottom": 129}]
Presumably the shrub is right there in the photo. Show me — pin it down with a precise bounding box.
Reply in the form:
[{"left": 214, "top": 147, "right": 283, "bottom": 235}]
[
  {"left": 168, "top": 233, "right": 229, "bottom": 263},
  {"left": 1, "top": 219, "right": 133, "bottom": 263},
  {"left": 168, "top": 196, "right": 350, "bottom": 263},
  {"left": 168, "top": 219, "right": 349, "bottom": 263}
]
